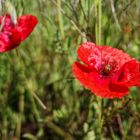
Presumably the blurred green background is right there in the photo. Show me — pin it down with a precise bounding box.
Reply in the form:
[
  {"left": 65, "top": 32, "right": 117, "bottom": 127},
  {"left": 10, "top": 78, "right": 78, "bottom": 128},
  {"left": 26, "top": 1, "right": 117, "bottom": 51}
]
[{"left": 0, "top": 0, "right": 140, "bottom": 140}]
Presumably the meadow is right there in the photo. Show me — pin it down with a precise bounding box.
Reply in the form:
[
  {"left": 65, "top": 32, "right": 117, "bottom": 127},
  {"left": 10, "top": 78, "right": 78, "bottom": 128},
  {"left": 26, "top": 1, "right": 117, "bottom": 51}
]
[{"left": 0, "top": 0, "right": 140, "bottom": 140}]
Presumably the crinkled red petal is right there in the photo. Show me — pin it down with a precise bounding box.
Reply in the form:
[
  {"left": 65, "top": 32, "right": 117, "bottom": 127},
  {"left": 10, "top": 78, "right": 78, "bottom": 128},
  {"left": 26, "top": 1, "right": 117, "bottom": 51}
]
[
  {"left": 99, "top": 46, "right": 133, "bottom": 68},
  {"left": 0, "top": 33, "right": 9, "bottom": 52},
  {"left": 8, "top": 29, "right": 21, "bottom": 49},
  {"left": 77, "top": 42, "right": 133, "bottom": 68},
  {"left": 17, "top": 15, "right": 38, "bottom": 41},
  {"left": 0, "top": 29, "right": 21, "bottom": 52},
  {"left": 116, "top": 60, "right": 140, "bottom": 86},
  {"left": 0, "top": 15, "right": 15, "bottom": 32},
  {"left": 77, "top": 42, "right": 101, "bottom": 67}
]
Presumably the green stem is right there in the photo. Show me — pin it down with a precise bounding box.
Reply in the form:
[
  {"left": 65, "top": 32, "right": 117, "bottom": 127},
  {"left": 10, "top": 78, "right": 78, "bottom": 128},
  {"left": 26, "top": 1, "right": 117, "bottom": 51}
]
[
  {"left": 95, "top": 0, "right": 103, "bottom": 138},
  {"left": 94, "top": 0, "right": 98, "bottom": 44},
  {"left": 15, "top": 91, "right": 24, "bottom": 139},
  {"left": 57, "top": 0, "right": 64, "bottom": 40},
  {"left": 31, "top": 92, "right": 47, "bottom": 110},
  {"left": 98, "top": 0, "right": 102, "bottom": 45},
  {"left": 98, "top": 97, "right": 103, "bottom": 139},
  {"left": 2, "top": 116, "right": 7, "bottom": 140},
  {"left": 45, "top": 118, "right": 74, "bottom": 140},
  {"left": 95, "top": 0, "right": 102, "bottom": 45}
]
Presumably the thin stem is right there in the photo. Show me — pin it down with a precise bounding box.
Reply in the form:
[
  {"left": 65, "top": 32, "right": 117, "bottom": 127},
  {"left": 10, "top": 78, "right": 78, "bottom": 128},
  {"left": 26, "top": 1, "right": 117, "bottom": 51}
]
[
  {"left": 97, "top": 97, "right": 103, "bottom": 139},
  {"left": 94, "top": 0, "right": 104, "bottom": 138},
  {"left": 79, "top": 0, "right": 88, "bottom": 22},
  {"left": 88, "top": 0, "right": 91, "bottom": 27},
  {"left": 2, "top": 116, "right": 7, "bottom": 140},
  {"left": 45, "top": 118, "right": 74, "bottom": 140},
  {"left": 70, "top": 20, "right": 87, "bottom": 39},
  {"left": 98, "top": 0, "right": 102, "bottom": 45},
  {"left": 0, "top": 0, "right": 3, "bottom": 15},
  {"left": 31, "top": 92, "right": 47, "bottom": 110},
  {"left": 57, "top": 0, "right": 65, "bottom": 40},
  {"left": 15, "top": 91, "right": 24, "bottom": 139},
  {"left": 110, "top": 0, "right": 121, "bottom": 31},
  {"left": 52, "top": 0, "right": 85, "bottom": 40},
  {"left": 94, "top": 0, "right": 98, "bottom": 44},
  {"left": 95, "top": 0, "right": 102, "bottom": 45},
  {"left": 25, "top": 79, "right": 47, "bottom": 110}
]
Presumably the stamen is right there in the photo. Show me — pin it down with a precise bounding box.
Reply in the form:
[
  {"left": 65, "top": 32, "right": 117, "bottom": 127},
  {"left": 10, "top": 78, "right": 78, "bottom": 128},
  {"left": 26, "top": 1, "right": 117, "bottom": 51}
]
[{"left": 105, "top": 64, "right": 111, "bottom": 73}]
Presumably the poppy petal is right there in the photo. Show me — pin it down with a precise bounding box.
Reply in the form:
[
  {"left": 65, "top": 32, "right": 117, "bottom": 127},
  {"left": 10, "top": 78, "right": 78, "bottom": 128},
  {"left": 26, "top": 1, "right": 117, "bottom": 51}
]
[
  {"left": 0, "top": 29, "right": 21, "bottom": 52},
  {"left": 109, "top": 81, "right": 129, "bottom": 97},
  {"left": 0, "top": 34, "right": 9, "bottom": 52},
  {"left": 17, "top": 15, "right": 38, "bottom": 41},
  {"left": 117, "top": 60, "right": 140, "bottom": 86},
  {"left": 72, "top": 62, "right": 126, "bottom": 98},
  {"left": 77, "top": 42, "right": 101, "bottom": 67},
  {"left": 99, "top": 45, "right": 133, "bottom": 68},
  {"left": 77, "top": 42, "right": 132, "bottom": 69},
  {"left": 9, "top": 29, "right": 21, "bottom": 49},
  {"left": 72, "top": 62, "right": 102, "bottom": 89}
]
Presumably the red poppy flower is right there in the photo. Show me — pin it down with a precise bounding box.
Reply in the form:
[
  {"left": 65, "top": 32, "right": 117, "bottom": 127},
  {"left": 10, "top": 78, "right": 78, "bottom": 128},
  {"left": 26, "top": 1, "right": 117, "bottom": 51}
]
[
  {"left": 72, "top": 42, "right": 140, "bottom": 98},
  {"left": 0, "top": 14, "right": 38, "bottom": 52}
]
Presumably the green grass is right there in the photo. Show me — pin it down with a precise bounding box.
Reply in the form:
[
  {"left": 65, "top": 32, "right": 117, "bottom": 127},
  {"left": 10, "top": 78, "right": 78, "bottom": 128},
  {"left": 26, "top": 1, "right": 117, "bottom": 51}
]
[{"left": 0, "top": 0, "right": 140, "bottom": 139}]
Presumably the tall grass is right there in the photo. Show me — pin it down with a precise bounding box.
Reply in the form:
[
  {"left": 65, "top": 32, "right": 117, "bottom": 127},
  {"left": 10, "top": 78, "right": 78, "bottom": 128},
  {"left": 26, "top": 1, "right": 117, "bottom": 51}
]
[{"left": 0, "top": 0, "right": 140, "bottom": 140}]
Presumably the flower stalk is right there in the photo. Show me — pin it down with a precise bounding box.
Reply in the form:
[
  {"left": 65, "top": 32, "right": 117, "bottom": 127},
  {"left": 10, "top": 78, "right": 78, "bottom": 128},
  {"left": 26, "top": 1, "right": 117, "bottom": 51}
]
[
  {"left": 15, "top": 91, "right": 24, "bottom": 139},
  {"left": 57, "top": 0, "right": 65, "bottom": 40},
  {"left": 95, "top": 0, "right": 103, "bottom": 137},
  {"left": 94, "top": 0, "right": 102, "bottom": 45},
  {"left": 97, "top": 97, "right": 104, "bottom": 139}
]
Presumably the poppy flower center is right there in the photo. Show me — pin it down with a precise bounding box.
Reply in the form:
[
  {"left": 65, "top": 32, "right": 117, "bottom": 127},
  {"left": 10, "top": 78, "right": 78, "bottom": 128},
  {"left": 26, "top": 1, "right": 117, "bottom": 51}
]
[
  {"left": 97, "top": 59, "right": 117, "bottom": 78},
  {"left": 102, "top": 64, "right": 111, "bottom": 75}
]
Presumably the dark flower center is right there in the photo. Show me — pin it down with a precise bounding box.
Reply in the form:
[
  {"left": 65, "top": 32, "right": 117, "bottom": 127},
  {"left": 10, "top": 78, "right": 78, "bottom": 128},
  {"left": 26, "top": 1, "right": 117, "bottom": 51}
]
[
  {"left": 98, "top": 59, "right": 117, "bottom": 78},
  {"left": 99, "top": 64, "right": 111, "bottom": 76},
  {"left": 102, "top": 64, "right": 111, "bottom": 76}
]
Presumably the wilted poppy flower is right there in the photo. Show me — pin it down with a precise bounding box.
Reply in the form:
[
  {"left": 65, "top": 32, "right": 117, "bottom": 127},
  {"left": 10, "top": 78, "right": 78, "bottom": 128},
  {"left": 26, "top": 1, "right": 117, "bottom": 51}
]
[
  {"left": 72, "top": 42, "right": 140, "bottom": 98},
  {"left": 0, "top": 14, "right": 38, "bottom": 52}
]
